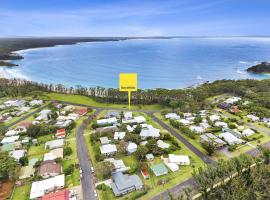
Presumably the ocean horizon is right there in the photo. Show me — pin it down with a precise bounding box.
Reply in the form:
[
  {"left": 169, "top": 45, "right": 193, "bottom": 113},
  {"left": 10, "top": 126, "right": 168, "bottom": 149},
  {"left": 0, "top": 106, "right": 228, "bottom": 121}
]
[{"left": 1, "top": 37, "right": 270, "bottom": 89}]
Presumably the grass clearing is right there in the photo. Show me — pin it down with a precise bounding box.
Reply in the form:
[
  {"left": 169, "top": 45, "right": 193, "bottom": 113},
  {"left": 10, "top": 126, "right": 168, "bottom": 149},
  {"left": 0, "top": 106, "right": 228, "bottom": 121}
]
[{"left": 12, "top": 184, "right": 31, "bottom": 200}]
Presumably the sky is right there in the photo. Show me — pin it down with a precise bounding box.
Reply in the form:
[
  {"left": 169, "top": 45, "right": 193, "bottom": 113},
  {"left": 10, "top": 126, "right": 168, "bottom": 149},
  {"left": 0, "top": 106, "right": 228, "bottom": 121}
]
[{"left": 0, "top": 0, "right": 270, "bottom": 37}]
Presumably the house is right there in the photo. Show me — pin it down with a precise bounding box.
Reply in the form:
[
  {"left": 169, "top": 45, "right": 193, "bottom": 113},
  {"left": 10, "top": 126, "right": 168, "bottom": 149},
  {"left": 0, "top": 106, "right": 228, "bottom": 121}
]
[
  {"left": 10, "top": 149, "right": 26, "bottom": 161},
  {"left": 96, "top": 126, "right": 119, "bottom": 134},
  {"left": 5, "top": 126, "right": 26, "bottom": 136},
  {"left": 162, "top": 157, "right": 179, "bottom": 172},
  {"left": 30, "top": 174, "right": 65, "bottom": 199},
  {"left": 30, "top": 100, "right": 43, "bottom": 107},
  {"left": 157, "top": 140, "right": 170, "bottom": 149},
  {"left": 183, "top": 113, "right": 192, "bottom": 118},
  {"left": 100, "top": 137, "right": 110, "bottom": 145},
  {"left": 63, "top": 105, "right": 74, "bottom": 112},
  {"left": 141, "top": 169, "right": 149, "bottom": 179},
  {"left": 200, "top": 133, "right": 226, "bottom": 148},
  {"left": 55, "top": 129, "right": 66, "bottom": 139},
  {"left": 22, "top": 137, "right": 31, "bottom": 144},
  {"left": 111, "top": 172, "right": 143, "bottom": 196},
  {"left": 100, "top": 144, "right": 117, "bottom": 155},
  {"left": 45, "top": 139, "right": 64, "bottom": 150},
  {"left": 124, "top": 112, "right": 133, "bottom": 120},
  {"left": 140, "top": 126, "right": 160, "bottom": 140},
  {"left": 36, "top": 109, "right": 52, "bottom": 121},
  {"left": 209, "top": 115, "right": 221, "bottom": 122},
  {"left": 39, "top": 160, "right": 61, "bottom": 179},
  {"left": 178, "top": 119, "right": 192, "bottom": 125},
  {"left": 44, "top": 148, "right": 63, "bottom": 161},
  {"left": 214, "top": 121, "right": 228, "bottom": 128},
  {"left": 97, "top": 117, "right": 118, "bottom": 125},
  {"left": 55, "top": 119, "right": 73, "bottom": 128},
  {"left": 165, "top": 113, "right": 180, "bottom": 120},
  {"left": 151, "top": 163, "right": 168, "bottom": 176},
  {"left": 1, "top": 135, "right": 20, "bottom": 144},
  {"left": 247, "top": 114, "right": 260, "bottom": 122},
  {"left": 105, "top": 158, "right": 129, "bottom": 172},
  {"left": 19, "top": 166, "right": 35, "bottom": 179},
  {"left": 127, "top": 142, "right": 137, "bottom": 154},
  {"left": 242, "top": 129, "right": 255, "bottom": 137},
  {"left": 114, "top": 132, "right": 126, "bottom": 140},
  {"left": 189, "top": 125, "right": 204, "bottom": 134},
  {"left": 168, "top": 154, "right": 190, "bottom": 165},
  {"left": 146, "top": 153, "right": 154, "bottom": 161},
  {"left": 4, "top": 100, "right": 25, "bottom": 107},
  {"left": 219, "top": 132, "right": 244, "bottom": 145},
  {"left": 224, "top": 97, "right": 241, "bottom": 105},
  {"left": 41, "top": 190, "right": 70, "bottom": 200},
  {"left": 218, "top": 102, "right": 230, "bottom": 110},
  {"left": 134, "top": 116, "right": 146, "bottom": 124},
  {"left": 230, "top": 106, "right": 240, "bottom": 114},
  {"left": 126, "top": 125, "right": 136, "bottom": 132},
  {"left": 74, "top": 108, "right": 88, "bottom": 116},
  {"left": 1, "top": 143, "right": 15, "bottom": 152}
]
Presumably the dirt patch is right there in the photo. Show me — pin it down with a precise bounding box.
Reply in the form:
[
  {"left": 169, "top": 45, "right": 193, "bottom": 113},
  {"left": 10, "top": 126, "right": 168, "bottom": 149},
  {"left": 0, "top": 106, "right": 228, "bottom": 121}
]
[{"left": 0, "top": 180, "right": 14, "bottom": 200}]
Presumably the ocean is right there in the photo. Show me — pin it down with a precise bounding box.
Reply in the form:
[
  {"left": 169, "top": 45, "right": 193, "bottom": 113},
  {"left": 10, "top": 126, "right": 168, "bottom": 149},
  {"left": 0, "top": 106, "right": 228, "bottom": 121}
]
[{"left": 2, "top": 37, "right": 270, "bottom": 89}]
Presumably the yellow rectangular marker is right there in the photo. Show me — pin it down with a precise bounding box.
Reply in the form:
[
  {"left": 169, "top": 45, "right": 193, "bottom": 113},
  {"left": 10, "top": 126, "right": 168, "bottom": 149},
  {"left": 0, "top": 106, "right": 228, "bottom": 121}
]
[{"left": 119, "top": 73, "right": 137, "bottom": 110}]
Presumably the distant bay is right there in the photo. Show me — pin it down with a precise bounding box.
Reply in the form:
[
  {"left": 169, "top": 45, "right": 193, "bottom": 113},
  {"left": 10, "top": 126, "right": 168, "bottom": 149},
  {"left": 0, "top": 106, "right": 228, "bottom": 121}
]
[{"left": 1, "top": 37, "right": 270, "bottom": 89}]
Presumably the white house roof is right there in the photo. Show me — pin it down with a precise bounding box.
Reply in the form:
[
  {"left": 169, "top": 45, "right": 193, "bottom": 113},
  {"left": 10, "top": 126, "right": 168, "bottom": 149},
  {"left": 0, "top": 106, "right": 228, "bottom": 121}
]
[
  {"left": 157, "top": 140, "right": 170, "bottom": 149},
  {"left": 215, "top": 121, "right": 228, "bottom": 128},
  {"left": 134, "top": 116, "right": 146, "bottom": 123},
  {"left": 100, "top": 137, "right": 110, "bottom": 144},
  {"left": 45, "top": 139, "right": 64, "bottom": 150},
  {"left": 97, "top": 117, "right": 117, "bottom": 125},
  {"left": 189, "top": 125, "right": 204, "bottom": 133},
  {"left": 100, "top": 144, "right": 117, "bottom": 154},
  {"left": 105, "top": 158, "right": 128, "bottom": 172},
  {"left": 10, "top": 149, "right": 25, "bottom": 161},
  {"left": 247, "top": 114, "right": 259, "bottom": 121},
  {"left": 40, "top": 109, "right": 51, "bottom": 115},
  {"left": 114, "top": 132, "right": 126, "bottom": 140},
  {"left": 178, "top": 119, "right": 191, "bottom": 125},
  {"left": 242, "top": 129, "right": 255, "bottom": 136},
  {"left": 30, "top": 174, "right": 65, "bottom": 199},
  {"left": 165, "top": 113, "right": 180, "bottom": 120},
  {"left": 140, "top": 127, "right": 160, "bottom": 139},
  {"left": 124, "top": 112, "right": 133, "bottom": 119},
  {"left": 219, "top": 132, "right": 244, "bottom": 145},
  {"left": 1, "top": 136, "right": 19, "bottom": 144},
  {"left": 168, "top": 154, "right": 190, "bottom": 165},
  {"left": 209, "top": 115, "right": 221, "bottom": 122},
  {"left": 127, "top": 142, "right": 138, "bottom": 153},
  {"left": 224, "top": 97, "right": 241, "bottom": 104}
]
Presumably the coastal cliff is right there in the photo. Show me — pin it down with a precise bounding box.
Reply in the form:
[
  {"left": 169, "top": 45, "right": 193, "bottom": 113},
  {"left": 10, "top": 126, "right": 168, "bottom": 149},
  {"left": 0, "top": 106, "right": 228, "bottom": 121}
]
[{"left": 247, "top": 62, "right": 270, "bottom": 74}]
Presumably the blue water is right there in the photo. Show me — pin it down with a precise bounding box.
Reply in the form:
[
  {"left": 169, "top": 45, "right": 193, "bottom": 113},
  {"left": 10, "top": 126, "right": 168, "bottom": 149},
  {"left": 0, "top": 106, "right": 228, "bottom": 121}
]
[{"left": 3, "top": 37, "right": 270, "bottom": 89}]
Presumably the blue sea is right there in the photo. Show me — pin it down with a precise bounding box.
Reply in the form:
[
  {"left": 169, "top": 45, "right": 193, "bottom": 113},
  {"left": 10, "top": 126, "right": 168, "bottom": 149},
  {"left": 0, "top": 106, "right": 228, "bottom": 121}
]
[{"left": 2, "top": 37, "right": 270, "bottom": 89}]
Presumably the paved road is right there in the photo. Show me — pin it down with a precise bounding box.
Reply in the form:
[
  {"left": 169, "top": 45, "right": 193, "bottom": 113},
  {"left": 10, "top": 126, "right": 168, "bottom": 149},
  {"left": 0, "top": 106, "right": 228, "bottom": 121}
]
[
  {"left": 147, "top": 112, "right": 216, "bottom": 165},
  {"left": 5, "top": 103, "right": 49, "bottom": 129},
  {"left": 76, "top": 108, "right": 103, "bottom": 200}
]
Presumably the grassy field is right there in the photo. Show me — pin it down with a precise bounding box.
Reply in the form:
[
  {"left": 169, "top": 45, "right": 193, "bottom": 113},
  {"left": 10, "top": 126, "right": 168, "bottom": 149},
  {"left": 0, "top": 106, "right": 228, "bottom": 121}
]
[
  {"left": 11, "top": 184, "right": 31, "bottom": 200},
  {"left": 41, "top": 92, "right": 166, "bottom": 110}
]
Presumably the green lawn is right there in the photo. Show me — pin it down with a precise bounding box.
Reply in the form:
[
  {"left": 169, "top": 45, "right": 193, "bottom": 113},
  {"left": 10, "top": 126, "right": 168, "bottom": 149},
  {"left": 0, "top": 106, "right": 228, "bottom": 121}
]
[
  {"left": 41, "top": 92, "right": 166, "bottom": 110},
  {"left": 12, "top": 184, "right": 31, "bottom": 200}
]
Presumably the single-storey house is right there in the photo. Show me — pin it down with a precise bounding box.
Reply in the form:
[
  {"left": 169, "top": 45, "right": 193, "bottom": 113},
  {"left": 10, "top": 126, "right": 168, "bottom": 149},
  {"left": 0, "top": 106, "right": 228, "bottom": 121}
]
[
  {"left": 30, "top": 174, "right": 65, "bottom": 199},
  {"left": 242, "top": 129, "right": 255, "bottom": 137},
  {"left": 100, "top": 144, "right": 117, "bottom": 155},
  {"left": 10, "top": 149, "right": 26, "bottom": 161},
  {"left": 114, "top": 132, "right": 126, "bottom": 140},
  {"left": 111, "top": 172, "right": 143, "bottom": 196},
  {"left": 39, "top": 160, "right": 61, "bottom": 179},
  {"left": 100, "top": 137, "right": 110, "bottom": 145},
  {"left": 105, "top": 158, "right": 129, "bottom": 172},
  {"left": 169, "top": 154, "right": 190, "bottom": 165},
  {"left": 165, "top": 113, "right": 180, "bottom": 120},
  {"left": 44, "top": 148, "right": 63, "bottom": 161},
  {"left": 105, "top": 111, "right": 120, "bottom": 119},
  {"left": 247, "top": 114, "right": 259, "bottom": 122},
  {"left": 134, "top": 116, "right": 146, "bottom": 124},
  {"left": 151, "top": 163, "right": 168, "bottom": 176},
  {"left": 219, "top": 132, "right": 244, "bottom": 145},
  {"left": 146, "top": 153, "right": 154, "bottom": 161},
  {"left": 1, "top": 135, "right": 20, "bottom": 144},
  {"left": 209, "top": 115, "right": 221, "bottom": 122},
  {"left": 19, "top": 166, "right": 35, "bottom": 179},
  {"left": 45, "top": 139, "right": 64, "bottom": 150},
  {"left": 141, "top": 169, "right": 149, "bottom": 179},
  {"left": 30, "top": 100, "right": 43, "bottom": 107},
  {"left": 55, "top": 129, "right": 66, "bottom": 139},
  {"left": 157, "top": 140, "right": 170, "bottom": 149},
  {"left": 124, "top": 112, "right": 133, "bottom": 120},
  {"left": 178, "top": 119, "right": 192, "bottom": 125},
  {"left": 140, "top": 127, "right": 160, "bottom": 140}
]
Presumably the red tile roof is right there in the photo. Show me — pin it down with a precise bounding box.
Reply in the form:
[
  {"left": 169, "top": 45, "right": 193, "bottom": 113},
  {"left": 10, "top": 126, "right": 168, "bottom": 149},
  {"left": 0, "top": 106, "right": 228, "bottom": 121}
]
[
  {"left": 74, "top": 108, "right": 88, "bottom": 116},
  {"left": 42, "top": 190, "right": 69, "bottom": 200}
]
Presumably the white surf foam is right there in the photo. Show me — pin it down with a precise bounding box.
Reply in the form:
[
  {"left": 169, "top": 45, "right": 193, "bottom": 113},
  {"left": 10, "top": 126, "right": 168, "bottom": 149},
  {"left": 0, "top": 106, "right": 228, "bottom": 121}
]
[
  {"left": 239, "top": 61, "right": 249, "bottom": 64},
  {"left": 0, "top": 68, "right": 28, "bottom": 79}
]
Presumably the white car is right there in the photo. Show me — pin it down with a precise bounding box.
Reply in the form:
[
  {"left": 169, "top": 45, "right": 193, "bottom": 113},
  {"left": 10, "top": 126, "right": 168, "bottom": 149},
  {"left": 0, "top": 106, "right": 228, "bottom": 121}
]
[
  {"left": 91, "top": 167, "right": 94, "bottom": 173},
  {"left": 94, "top": 190, "right": 98, "bottom": 197}
]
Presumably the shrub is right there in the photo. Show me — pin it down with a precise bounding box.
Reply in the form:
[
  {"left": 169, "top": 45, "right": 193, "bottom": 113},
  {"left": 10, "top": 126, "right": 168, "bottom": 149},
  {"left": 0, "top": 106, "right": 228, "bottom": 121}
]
[
  {"left": 64, "top": 146, "right": 73, "bottom": 156},
  {"left": 64, "top": 164, "right": 74, "bottom": 175}
]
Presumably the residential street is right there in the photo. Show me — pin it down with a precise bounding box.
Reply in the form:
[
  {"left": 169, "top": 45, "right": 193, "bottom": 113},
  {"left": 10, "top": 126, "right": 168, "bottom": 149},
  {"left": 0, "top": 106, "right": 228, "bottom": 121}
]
[{"left": 76, "top": 108, "right": 103, "bottom": 200}]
